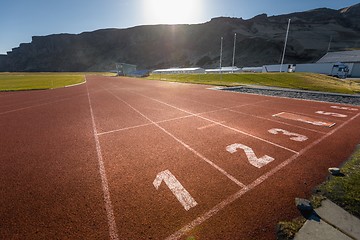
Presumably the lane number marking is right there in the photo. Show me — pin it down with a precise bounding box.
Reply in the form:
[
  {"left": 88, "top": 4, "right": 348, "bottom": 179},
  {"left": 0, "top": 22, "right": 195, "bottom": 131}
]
[
  {"left": 331, "top": 106, "right": 358, "bottom": 111},
  {"left": 153, "top": 170, "right": 198, "bottom": 211},
  {"left": 316, "top": 111, "right": 347, "bottom": 118},
  {"left": 226, "top": 143, "right": 274, "bottom": 168},
  {"left": 268, "top": 128, "right": 308, "bottom": 142}
]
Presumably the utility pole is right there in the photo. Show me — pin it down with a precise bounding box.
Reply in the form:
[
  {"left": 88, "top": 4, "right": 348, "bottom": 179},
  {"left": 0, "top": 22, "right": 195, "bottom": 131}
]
[
  {"left": 220, "top": 37, "right": 223, "bottom": 80},
  {"left": 327, "top": 35, "right": 332, "bottom": 53},
  {"left": 232, "top": 33, "right": 237, "bottom": 73},
  {"left": 280, "top": 19, "right": 291, "bottom": 73}
]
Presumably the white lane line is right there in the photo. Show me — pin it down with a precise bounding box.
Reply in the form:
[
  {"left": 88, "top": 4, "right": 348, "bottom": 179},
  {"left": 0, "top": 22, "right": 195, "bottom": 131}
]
[
  {"left": 0, "top": 94, "right": 84, "bottom": 116},
  {"left": 197, "top": 121, "right": 225, "bottom": 130},
  {"left": 166, "top": 111, "right": 360, "bottom": 240},
  {"left": 104, "top": 88, "right": 247, "bottom": 189},
  {"left": 128, "top": 91, "right": 299, "bottom": 154},
  {"left": 97, "top": 103, "right": 259, "bottom": 136},
  {"left": 97, "top": 115, "right": 194, "bottom": 136},
  {"left": 86, "top": 81, "right": 119, "bottom": 240},
  {"left": 228, "top": 109, "right": 327, "bottom": 134}
]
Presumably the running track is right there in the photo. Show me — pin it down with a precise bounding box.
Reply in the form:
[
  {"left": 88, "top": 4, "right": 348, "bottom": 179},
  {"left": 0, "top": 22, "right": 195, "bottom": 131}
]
[{"left": 1, "top": 75, "right": 359, "bottom": 239}]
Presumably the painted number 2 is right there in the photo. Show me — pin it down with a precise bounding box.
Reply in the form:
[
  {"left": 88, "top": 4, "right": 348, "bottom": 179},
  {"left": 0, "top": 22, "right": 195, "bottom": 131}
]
[
  {"left": 268, "top": 128, "right": 308, "bottom": 142},
  {"left": 226, "top": 143, "right": 274, "bottom": 168}
]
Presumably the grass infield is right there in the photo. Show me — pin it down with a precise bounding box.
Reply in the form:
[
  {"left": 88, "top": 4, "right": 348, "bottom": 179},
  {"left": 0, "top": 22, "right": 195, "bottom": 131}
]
[
  {"left": 0, "top": 73, "right": 85, "bottom": 91},
  {"left": 277, "top": 145, "right": 360, "bottom": 239},
  {"left": 148, "top": 73, "right": 360, "bottom": 95}
]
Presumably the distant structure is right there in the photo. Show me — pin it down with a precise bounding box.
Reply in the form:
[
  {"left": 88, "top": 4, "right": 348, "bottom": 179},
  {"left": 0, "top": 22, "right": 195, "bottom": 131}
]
[
  {"left": 205, "top": 66, "right": 242, "bottom": 74},
  {"left": 152, "top": 67, "right": 205, "bottom": 74},
  {"left": 116, "top": 63, "right": 137, "bottom": 76},
  {"left": 317, "top": 50, "right": 360, "bottom": 77}
]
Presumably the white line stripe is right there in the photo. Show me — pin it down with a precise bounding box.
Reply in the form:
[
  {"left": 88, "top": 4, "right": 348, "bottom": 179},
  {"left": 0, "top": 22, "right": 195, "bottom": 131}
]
[
  {"left": 104, "top": 88, "right": 247, "bottom": 189},
  {"left": 0, "top": 93, "right": 89, "bottom": 116},
  {"left": 86, "top": 80, "right": 119, "bottom": 240},
  {"left": 128, "top": 91, "right": 299, "bottom": 154},
  {"left": 166, "top": 111, "right": 360, "bottom": 240},
  {"left": 228, "top": 109, "right": 327, "bottom": 134},
  {"left": 97, "top": 103, "right": 257, "bottom": 136},
  {"left": 197, "top": 121, "right": 225, "bottom": 130}
]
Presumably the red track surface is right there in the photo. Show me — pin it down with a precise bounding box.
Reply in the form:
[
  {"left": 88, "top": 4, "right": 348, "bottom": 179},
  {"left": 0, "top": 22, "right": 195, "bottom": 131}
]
[{"left": 1, "top": 75, "right": 359, "bottom": 239}]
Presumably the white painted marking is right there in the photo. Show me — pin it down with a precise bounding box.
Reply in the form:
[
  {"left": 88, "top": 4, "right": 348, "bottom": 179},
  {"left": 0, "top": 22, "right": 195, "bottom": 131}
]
[
  {"left": 330, "top": 106, "right": 358, "bottom": 111},
  {"left": 86, "top": 80, "right": 119, "bottom": 240},
  {"left": 197, "top": 121, "right": 225, "bottom": 130},
  {"left": 103, "top": 88, "right": 247, "bottom": 188},
  {"left": 268, "top": 128, "right": 308, "bottom": 142},
  {"left": 228, "top": 109, "right": 327, "bottom": 134},
  {"left": 166, "top": 111, "right": 360, "bottom": 240},
  {"left": 315, "top": 111, "right": 347, "bottom": 118},
  {"left": 302, "top": 120, "right": 335, "bottom": 127},
  {"left": 129, "top": 91, "right": 298, "bottom": 154},
  {"left": 153, "top": 170, "right": 198, "bottom": 211},
  {"left": 226, "top": 143, "right": 275, "bottom": 168},
  {"left": 273, "top": 112, "right": 335, "bottom": 127}
]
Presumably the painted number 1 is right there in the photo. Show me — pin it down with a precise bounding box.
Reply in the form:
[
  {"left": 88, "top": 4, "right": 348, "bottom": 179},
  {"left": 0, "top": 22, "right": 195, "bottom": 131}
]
[
  {"left": 226, "top": 143, "right": 274, "bottom": 168},
  {"left": 153, "top": 170, "right": 198, "bottom": 211}
]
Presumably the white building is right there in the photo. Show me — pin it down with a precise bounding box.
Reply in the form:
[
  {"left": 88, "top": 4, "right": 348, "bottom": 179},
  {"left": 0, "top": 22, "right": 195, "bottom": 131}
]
[
  {"left": 153, "top": 67, "right": 205, "bottom": 74},
  {"left": 205, "top": 66, "right": 242, "bottom": 74},
  {"left": 317, "top": 50, "right": 360, "bottom": 77}
]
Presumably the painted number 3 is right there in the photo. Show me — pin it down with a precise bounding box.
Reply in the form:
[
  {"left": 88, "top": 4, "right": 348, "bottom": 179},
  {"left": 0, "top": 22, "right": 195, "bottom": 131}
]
[{"left": 226, "top": 143, "right": 274, "bottom": 168}]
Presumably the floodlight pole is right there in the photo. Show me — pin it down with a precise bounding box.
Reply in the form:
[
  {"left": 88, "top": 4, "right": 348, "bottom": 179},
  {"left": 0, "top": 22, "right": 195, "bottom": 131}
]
[
  {"left": 280, "top": 19, "right": 291, "bottom": 73},
  {"left": 232, "top": 33, "right": 237, "bottom": 73},
  {"left": 327, "top": 35, "right": 332, "bottom": 53},
  {"left": 220, "top": 37, "right": 223, "bottom": 80}
]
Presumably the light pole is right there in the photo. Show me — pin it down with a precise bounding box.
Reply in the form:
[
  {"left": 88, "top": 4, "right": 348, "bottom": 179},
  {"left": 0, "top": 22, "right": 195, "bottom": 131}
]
[
  {"left": 280, "top": 19, "right": 291, "bottom": 73},
  {"left": 232, "top": 33, "right": 237, "bottom": 73},
  {"left": 220, "top": 37, "right": 223, "bottom": 80}
]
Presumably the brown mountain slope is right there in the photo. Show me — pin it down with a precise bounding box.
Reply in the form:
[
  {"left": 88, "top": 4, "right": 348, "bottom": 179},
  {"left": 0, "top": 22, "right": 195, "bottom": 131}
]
[{"left": 0, "top": 3, "right": 359, "bottom": 72}]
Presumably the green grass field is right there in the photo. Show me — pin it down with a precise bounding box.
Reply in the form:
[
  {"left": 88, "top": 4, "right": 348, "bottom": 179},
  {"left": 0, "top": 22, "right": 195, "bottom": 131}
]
[
  {"left": 148, "top": 73, "right": 360, "bottom": 94},
  {"left": 0, "top": 73, "right": 85, "bottom": 91}
]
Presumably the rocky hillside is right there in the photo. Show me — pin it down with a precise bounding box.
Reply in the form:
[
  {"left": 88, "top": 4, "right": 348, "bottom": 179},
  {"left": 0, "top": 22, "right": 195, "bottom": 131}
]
[{"left": 1, "top": 3, "right": 360, "bottom": 72}]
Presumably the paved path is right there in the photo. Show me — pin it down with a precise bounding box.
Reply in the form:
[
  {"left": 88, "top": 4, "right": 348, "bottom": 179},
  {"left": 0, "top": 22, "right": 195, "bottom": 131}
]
[{"left": 1, "top": 76, "right": 360, "bottom": 239}]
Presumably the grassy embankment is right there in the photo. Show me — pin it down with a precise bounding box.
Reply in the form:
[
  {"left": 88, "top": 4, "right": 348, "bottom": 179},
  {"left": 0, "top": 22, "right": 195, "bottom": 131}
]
[
  {"left": 0, "top": 72, "right": 86, "bottom": 91},
  {"left": 148, "top": 73, "right": 360, "bottom": 94},
  {"left": 277, "top": 146, "right": 360, "bottom": 239}
]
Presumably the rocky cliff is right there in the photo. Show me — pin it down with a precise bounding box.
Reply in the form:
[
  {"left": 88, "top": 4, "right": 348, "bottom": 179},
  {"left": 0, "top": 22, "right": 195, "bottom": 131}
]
[{"left": 1, "top": 3, "right": 360, "bottom": 72}]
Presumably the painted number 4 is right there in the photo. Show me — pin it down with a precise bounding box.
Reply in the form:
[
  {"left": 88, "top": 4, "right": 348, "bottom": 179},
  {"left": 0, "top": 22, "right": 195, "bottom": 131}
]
[{"left": 226, "top": 143, "right": 274, "bottom": 168}]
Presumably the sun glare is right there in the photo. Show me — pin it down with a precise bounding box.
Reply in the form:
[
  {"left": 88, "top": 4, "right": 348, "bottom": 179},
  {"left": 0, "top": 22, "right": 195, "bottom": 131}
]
[{"left": 143, "top": 0, "right": 204, "bottom": 25}]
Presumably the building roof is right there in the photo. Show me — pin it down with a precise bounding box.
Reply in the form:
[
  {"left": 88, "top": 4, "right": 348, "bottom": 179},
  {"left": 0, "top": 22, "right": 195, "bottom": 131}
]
[
  {"left": 317, "top": 50, "right": 360, "bottom": 63},
  {"left": 153, "top": 67, "right": 204, "bottom": 73}
]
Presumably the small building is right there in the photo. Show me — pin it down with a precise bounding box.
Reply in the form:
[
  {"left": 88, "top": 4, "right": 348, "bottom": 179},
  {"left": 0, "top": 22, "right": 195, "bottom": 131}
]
[
  {"left": 153, "top": 67, "right": 205, "bottom": 74},
  {"left": 317, "top": 50, "right": 360, "bottom": 78},
  {"left": 116, "top": 63, "right": 137, "bottom": 76},
  {"left": 205, "top": 66, "right": 242, "bottom": 74},
  {"left": 242, "top": 67, "right": 263, "bottom": 73}
]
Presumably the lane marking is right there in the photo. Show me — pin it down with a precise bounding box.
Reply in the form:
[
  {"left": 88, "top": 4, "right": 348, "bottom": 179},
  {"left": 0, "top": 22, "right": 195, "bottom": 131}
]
[
  {"left": 166, "top": 111, "right": 360, "bottom": 240},
  {"left": 86, "top": 80, "right": 119, "bottom": 240},
  {"left": 197, "top": 121, "right": 225, "bottom": 130},
  {"left": 226, "top": 143, "right": 275, "bottom": 168},
  {"left": 273, "top": 112, "right": 336, "bottom": 128},
  {"left": 315, "top": 111, "right": 347, "bottom": 118},
  {"left": 268, "top": 128, "right": 308, "bottom": 142},
  {"left": 97, "top": 103, "right": 268, "bottom": 136},
  {"left": 104, "top": 88, "right": 247, "bottom": 188},
  {"left": 153, "top": 170, "right": 198, "bottom": 211},
  {"left": 125, "top": 90, "right": 299, "bottom": 154},
  {"left": 330, "top": 106, "right": 358, "bottom": 111}
]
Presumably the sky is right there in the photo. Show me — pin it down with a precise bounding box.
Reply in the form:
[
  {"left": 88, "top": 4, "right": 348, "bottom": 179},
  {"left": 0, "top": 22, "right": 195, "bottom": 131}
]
[{"left": 1, "top": 0, "right": 359, "bottom": 54}]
